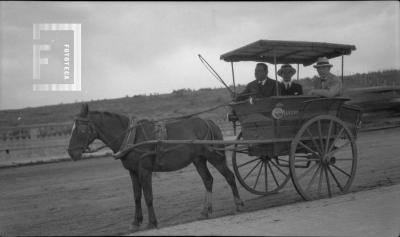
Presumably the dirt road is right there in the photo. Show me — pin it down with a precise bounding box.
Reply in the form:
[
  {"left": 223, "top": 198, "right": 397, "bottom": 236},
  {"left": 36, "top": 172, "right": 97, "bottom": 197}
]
[
  {"left": 1, "top": 127, "right": 400, "bottom": 236},
  {"left": 131, "top": 184, "right": 400, "bottom": 236}
]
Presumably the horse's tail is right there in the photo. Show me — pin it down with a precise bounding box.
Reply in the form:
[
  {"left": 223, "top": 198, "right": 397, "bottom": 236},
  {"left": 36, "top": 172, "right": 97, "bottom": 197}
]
[{"left": 202, "top": 119, "right": 223, "bottom": 141}]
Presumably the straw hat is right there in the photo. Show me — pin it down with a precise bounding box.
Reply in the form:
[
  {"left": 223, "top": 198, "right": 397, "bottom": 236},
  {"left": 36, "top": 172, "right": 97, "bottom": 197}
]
[
  {"left": 313, "top": 57, "right": 333, "bottom": 68},
  {"left": 277, "top": 64, "right": 296, "bottom": 77}
]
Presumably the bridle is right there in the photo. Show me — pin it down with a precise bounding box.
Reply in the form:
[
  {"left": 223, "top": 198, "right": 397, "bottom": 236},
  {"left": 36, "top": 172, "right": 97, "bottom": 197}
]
[
  {"left": 67, "top": 117, "right": 95, "bottom": 154},
  {"left": 68, "top": 116, "right": 137, "bottom": 155}
]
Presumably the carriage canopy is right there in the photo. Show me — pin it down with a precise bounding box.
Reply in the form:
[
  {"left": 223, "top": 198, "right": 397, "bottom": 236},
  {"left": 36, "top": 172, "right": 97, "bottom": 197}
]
[{"left": 220, "top": 40, "right": 356, "bottom": 66}]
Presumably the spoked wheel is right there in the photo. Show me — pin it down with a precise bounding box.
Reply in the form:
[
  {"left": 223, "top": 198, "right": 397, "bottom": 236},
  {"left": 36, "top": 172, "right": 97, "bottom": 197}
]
[
  {"left": 290, "top": 115, "right": 358, "bottom": 201},
  {"left": 232, "top": 132, "right": 291, "bottom": 195}
]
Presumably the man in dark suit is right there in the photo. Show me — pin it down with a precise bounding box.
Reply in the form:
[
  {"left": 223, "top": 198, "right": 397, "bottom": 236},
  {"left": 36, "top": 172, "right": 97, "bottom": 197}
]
[
  {"left": 278, "top": 64, "right": 303, "bottom": 96},
  {"left": 235, "top": 63, "right": 278, "bottom": 101}
]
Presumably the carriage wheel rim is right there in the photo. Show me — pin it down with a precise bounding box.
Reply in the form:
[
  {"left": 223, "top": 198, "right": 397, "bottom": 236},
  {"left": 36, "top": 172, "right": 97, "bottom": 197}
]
[
  {"left": 232, "top": 132, "right": 291, "bottom": 195},
  {"left": 289, "top": 115, "right": 358, "bottom": 201}
]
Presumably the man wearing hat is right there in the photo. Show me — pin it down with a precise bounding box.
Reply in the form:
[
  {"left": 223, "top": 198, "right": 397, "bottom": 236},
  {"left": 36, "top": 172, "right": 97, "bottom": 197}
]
[
  {"left": 278, "top": 64, "right": 303, "bottom": 96},
  {"left": 308, "top": 57, "right": 342, "bottom": 97},
  {"left": 235, "top": 63, "right": 277, "bottom": 101}
]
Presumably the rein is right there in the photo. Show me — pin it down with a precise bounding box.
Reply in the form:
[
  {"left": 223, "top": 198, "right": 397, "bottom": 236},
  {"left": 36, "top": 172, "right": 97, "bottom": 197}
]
[{"left": 158, "top": 103, "right": 228, "bottom": 121}]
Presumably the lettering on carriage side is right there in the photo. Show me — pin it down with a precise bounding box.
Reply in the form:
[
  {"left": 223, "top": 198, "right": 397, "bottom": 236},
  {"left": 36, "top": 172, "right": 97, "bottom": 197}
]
[
  {"left": 272, "top": 103, "right": 299, "bottom": 120},
  {"left": 272, "top": 108, "right": 284, "bottom": 119},
  {"left": 284, "top": 110, "right": 299, "bottom": 117}
]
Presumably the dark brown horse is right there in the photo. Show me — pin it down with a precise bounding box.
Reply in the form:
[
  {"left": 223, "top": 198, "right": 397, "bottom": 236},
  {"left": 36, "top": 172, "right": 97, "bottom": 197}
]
[{"left": 68, "top": 104, "right": 244, "bottom": 230}]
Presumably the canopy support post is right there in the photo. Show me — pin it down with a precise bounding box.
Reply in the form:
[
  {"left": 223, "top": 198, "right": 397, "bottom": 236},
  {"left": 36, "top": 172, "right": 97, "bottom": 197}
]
[
  {"left": 341, "top": 55, "right": 344, "bottom": 89},
  {"left": 231, "top": 62, "right": 237, "bottom": 136},
  {"left": 273, "top": 50, "right": 280, "bottom": 141},
  {"left": 231, "top": 62, "right": 236, "bottom": 96},
  {"left": 297, "top": 63, "right": 299, "bottom": 80},
  {"left": 274, "top": 51, "right": 279, "bottom": 96}
]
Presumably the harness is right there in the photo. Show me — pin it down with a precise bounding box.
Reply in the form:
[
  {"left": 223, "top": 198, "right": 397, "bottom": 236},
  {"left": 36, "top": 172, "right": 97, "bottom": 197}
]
[
  {"left": 114, "top": 119, "right": 169, "bottom": 160},
  {"left": 114, "top": 118, "right": 224, "bottom": 166}
]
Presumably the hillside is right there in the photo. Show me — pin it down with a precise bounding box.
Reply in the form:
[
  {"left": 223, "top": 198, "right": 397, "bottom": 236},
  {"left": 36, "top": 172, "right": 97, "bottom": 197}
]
[
  {"left": 0, "top": 88, "right": 234, "bottom": 128},
  {"left": 0, "top": 69, "right": 399, "bottom": 128}
]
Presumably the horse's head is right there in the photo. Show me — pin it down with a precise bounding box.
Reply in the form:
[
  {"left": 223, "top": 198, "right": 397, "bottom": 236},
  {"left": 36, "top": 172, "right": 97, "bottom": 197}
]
[{"left": 68, "top": 104, "right": 98, "bottom": 161}]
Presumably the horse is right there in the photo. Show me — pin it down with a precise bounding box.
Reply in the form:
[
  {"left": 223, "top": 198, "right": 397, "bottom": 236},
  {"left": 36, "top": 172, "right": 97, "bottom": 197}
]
[{"left": 67, "top": 104, "right": 244, "bottom": 230}]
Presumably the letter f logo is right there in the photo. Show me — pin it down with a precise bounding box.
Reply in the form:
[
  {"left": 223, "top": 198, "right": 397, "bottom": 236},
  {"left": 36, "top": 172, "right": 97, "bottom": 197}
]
[{"left": 33, "top": 24, "right": 50, "bottom": 80}]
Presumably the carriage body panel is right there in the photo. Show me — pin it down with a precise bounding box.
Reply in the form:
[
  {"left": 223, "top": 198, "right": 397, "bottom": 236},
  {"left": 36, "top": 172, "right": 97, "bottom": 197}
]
[{"left": 230, "top": 96, "right": 361, "bottom": 156}]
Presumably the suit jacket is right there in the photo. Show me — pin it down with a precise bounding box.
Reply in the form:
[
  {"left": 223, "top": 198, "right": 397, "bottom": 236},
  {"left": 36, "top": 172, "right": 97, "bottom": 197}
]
[
  {"left": 236, "top": 78, "right": 278, "bottom": 101},
  {"left": 279, "top": 82, "right": 303, "bottom": 96},
  {"left": 312, "top": 73, "right": 342, "bottom": 97}
]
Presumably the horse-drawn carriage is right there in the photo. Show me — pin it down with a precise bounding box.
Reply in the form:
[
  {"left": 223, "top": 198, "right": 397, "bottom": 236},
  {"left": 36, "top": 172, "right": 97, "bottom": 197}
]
[
  {"left": 221, "top": 40, "right": 361, "bottom": 200},
  {"left": 68, "top": 40, "right": 362, "bottom": 229}
]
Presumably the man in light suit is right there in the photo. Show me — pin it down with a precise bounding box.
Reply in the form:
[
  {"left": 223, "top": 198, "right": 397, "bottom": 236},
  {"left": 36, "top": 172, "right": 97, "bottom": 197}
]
[
  {"left": 278, "top": 64, "right": 303, "bottom": 96},
  {"left": 308, "top": 57, "right": 342, "bottom": 97}
]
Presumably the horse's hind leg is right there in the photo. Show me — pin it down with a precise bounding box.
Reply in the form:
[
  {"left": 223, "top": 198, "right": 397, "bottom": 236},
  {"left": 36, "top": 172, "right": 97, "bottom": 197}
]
[
  {"left": 207, "top": 153, "right": 245, "bottom": 212},
  {"left": 193, "top": 157, "right": 214, "bottom": 219},
  {"left": 129, "top": 170, "right": 143, "bottom": 231}
]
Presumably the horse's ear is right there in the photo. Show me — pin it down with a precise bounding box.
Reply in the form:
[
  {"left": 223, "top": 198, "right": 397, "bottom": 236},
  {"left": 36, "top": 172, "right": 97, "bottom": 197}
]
[{"left": 80, "top": 103, "right": 89, "bottom": 117}]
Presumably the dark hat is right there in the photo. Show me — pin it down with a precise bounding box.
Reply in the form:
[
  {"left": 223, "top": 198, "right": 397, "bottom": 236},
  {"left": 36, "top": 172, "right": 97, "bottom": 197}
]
[
  {"left": 313, "top": 57, "right": 333, "bottom": 68},
  {"left": 277, "top": 64, "right": 296, "bottom": 77}
]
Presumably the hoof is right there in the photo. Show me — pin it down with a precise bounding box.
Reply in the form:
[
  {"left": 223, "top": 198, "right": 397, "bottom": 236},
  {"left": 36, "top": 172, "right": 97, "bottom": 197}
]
[
  {"left": 198, "top": 212, "right": 209, "bottom": 220},
  {"left": 235, "top": 199, "right": 245, "bottom": 212},
  {"left": 146, "top": 223, "right": 158, "bottom": 230},
  {"left": 130, "top": 223, "right": 141, "bottom": 232},
  {"left": 236, "top": 204, "right": 244, "bottom": 212},
  {"left": 199, "top": 206, "right": 212, "bottom": 219},
  {"left": 206, "top": 205, "right": 213, "bottom": 214},
  {"left": 130, "top": 218, "right": 143, "bottom": 232}
]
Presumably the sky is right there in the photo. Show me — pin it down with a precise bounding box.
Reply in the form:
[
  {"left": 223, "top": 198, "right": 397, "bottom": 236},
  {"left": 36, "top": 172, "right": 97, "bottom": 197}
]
[{"left": 0, "top": 1, "right": 399, "bottom": 110}]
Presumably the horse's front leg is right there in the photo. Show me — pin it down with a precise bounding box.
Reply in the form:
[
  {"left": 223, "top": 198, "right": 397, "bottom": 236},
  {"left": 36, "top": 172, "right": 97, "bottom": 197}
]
[
  {"left": 141, "top": 169, "right": 158, "bottom": 229},
  {"left": 129, "top": 170, "right": 143, "bottom": 231}
]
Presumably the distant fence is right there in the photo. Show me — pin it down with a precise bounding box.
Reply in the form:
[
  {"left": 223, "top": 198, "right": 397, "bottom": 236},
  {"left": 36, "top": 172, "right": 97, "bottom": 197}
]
[
  {"left": 0, "top": 122, "right": 110, "bottom": 164},
  {"left": 0, "top": 122, "right": 72, "bottom": 142},
  {"left": 0, "top": 122, "right": 76, "bottom": 160}
]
